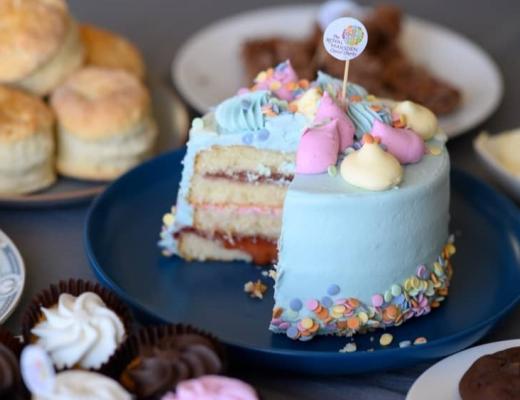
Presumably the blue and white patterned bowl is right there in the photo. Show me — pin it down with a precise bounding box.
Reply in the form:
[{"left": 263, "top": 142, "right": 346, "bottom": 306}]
[{"left": 0, "top": 230, "right": 25, "bottom": 323}]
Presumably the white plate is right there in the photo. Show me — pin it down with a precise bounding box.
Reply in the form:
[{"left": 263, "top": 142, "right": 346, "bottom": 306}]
[
  {"left": 407, "top": 339, "right": 520, "bottom": 400},
  {"left": 474, "top": 130, "right": 520, "bottom": 201},
  {"left": 0, "top": 229, "right": 25, "bottom": 323},
  {"left": 172, "top": 4, "right": 503, "bottom": 138}
]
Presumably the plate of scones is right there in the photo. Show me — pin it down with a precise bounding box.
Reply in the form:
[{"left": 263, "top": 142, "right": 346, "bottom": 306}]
[{"left": 0, "top": 0, "right": 188, "bottom": 207}]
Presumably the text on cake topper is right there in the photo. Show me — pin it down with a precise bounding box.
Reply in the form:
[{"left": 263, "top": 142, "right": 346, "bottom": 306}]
[{"left": 323, "top": 17, "right": 368, "bottom": 100}]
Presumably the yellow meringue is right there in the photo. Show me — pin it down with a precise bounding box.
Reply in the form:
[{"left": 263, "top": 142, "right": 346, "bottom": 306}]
[
  {"left": 393, "top": 101, "right": 438, "bottom": 141},
  {"left": 340, "top": 143, "right": 403, "bottom": 191},
  {"left": 296, "top": 87, "right": 322, "bottom": 120}
]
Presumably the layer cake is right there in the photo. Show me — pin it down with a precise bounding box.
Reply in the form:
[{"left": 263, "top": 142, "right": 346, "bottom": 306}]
[{"left": 159, "top": 61, "right": 455, "bottom": 340}]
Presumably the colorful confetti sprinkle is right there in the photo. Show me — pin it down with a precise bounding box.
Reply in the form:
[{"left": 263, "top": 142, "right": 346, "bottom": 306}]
[
  {"left": 379, "top": 333, "right": 394, "bottom": 346},
  {"left": 414, "top": 337, "right": 428, "bottom": 345},
  {"left": 328, "top": 165, "right": 338, "bottom": 177}
]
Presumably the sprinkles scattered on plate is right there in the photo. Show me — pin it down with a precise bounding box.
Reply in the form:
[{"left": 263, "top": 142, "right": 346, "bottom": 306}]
[
  {"left": 379, "top": 333, "right": 393, "bottom": 346},
  {"left": 339, "top": 342, "right": 357, "bottom": 353}
]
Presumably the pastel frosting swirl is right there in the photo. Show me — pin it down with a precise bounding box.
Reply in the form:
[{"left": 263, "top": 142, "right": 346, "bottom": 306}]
[
  {"left": 120, "top": 333, "right": 223, "bottom": 399},
  {"left": 33, "top": 370, "right": 131, "bottom": 400},
  {"left": 215, "top": 90, "right": 275, "bottom": 133},
  {"left": 31, "top": 292, "right": 126, "bottom": 370},
  {"left": 316, "top": 71, "right": 368, "bottom": 99},
  {"left": 347, "top": 100, "right": 393, "bottom": 139},
  {"left": 161, "top": 376, "right": 258, "bottom": 400}
]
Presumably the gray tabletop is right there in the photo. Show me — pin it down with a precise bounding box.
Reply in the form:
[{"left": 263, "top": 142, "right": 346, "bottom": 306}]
[{"left": 2, "top": 0, "right": 520, "bottom": 399}]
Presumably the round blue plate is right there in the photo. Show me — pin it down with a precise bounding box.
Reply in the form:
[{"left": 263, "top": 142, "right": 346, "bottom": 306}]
[{"left": 85, "top": 148, "right": 520, "bottom": 375}]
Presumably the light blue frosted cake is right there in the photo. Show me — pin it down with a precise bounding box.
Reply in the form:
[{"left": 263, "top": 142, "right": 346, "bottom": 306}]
[{"left": 160, "top": 61, "right": 455, "bottom": 341}]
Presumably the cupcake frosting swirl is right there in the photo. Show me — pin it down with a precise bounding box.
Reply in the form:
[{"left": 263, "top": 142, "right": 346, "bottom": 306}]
[
  {"left": 162, "top": 376, "right": 258, "bottom": 400},
  {"left": 33, "top": 370, "right": 131, "bottom": 400},
  {"left": 31, "top": 292, "right": 126, "bottom": 370},
  {"left": 121, "top": 333, "right": 222, "bottom": 398}
]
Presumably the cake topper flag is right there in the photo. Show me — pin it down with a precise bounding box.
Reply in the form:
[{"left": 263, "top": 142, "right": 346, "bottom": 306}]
[{"left": 323, "top": 17, "right": 368, "bottom": 101}]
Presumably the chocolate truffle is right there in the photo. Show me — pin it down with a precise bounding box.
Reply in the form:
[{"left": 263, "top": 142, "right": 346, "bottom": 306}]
[{"left": 120, "top": 333, "right": 223, "bottom": 399}]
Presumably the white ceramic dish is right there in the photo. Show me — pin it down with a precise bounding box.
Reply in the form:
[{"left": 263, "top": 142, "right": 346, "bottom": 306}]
[
  {"left": 172, "top": 4, "right": 503, "bottom": 138},
  {"left": 0, "top": 229, "right": 25, "bottom": 324},
  {"left": 407, "top": 339, "right": 520, "bottom": 400},
  {"left": 474, "top": 130, "right": 520, "bottom": 201}
]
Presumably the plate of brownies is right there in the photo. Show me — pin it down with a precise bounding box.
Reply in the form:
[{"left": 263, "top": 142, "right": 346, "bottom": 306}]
[{"left": 173, "top": 2, "right": 503, "bottom": 137}]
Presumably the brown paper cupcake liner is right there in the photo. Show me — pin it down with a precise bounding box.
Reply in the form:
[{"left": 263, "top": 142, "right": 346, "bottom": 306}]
[
  {"left": 101, "top": 324, "right": 227, "bottom": 398},
  {"left": 21, "top": 278, "right": 134, "bottom": 371},
  {"left": 0, "top": 326, "right": 23, "bottom": 357}
]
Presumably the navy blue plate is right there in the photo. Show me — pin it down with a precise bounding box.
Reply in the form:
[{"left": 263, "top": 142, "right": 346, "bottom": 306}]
[{"left": 85, "top": 148, "right": 520, "bottom": 374}]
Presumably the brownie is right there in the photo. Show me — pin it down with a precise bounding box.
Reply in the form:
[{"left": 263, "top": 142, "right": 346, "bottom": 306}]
[
  {"left": 241, "top": 4, "right": 461, "bottom": 115},
  {"left": 459, "top": 347, "right": 520, "bottom": 400}
]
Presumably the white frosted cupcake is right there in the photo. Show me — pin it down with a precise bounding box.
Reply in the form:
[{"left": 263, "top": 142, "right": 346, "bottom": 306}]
[
  {"left": 22, "top": 279, "right": 133, "bottom": 371},
  {"left": 32, "top": 370, "right": 131, "bottom": 400}
]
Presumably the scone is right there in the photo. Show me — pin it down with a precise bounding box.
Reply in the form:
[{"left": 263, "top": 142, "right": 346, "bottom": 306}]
[
  {"left": 0, "top": 86, "right": 56, "bottom": 194},
  {"left": 0, "top": 0, "right": 84, "bottom": 96},
  {"left": 80, "top": 24, "right": 146, "bottom": 80},
  {"left": 50, "top": 66, "right": 157, "bottom": 181}
]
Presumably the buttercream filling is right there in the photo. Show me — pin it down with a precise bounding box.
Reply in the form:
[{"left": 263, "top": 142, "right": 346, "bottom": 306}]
[
  {"left": 198, "top": 204, "right": 282, "bottom": 216},
  {"left": 204, "top": 171, "right": 293, "bottom": 186},
  {"left": 178, "top": 228, "right": 277, "bottom": 265}
]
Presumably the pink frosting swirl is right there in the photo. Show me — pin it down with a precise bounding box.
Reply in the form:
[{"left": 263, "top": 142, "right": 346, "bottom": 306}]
[{"left": 161, "top": 376, "right": 258, "bottom": 400}]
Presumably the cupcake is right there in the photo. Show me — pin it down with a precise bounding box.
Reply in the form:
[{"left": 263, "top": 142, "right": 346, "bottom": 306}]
[
  {"left": 0, "top": 327, "right": 26, "bottom": 400},
  {"left": 161, "top": 376, "right": 259, "bottom": 400},
  {"left": 31, "top": 370, "right": 131, "bottom": 400},
  {"left": 50, "top": 66, "right": 157, "bottom": 181},
  {"left": 106, "top": 325, "right": 225, "bottom": 399},
  {"left": 22, "top": 279, "right": 133, "bottom": 371}
]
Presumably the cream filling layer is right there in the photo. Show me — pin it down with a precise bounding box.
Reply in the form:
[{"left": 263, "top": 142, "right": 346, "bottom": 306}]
[{"left": 194, "top": 204, "right": 282, "bottom": 238}]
